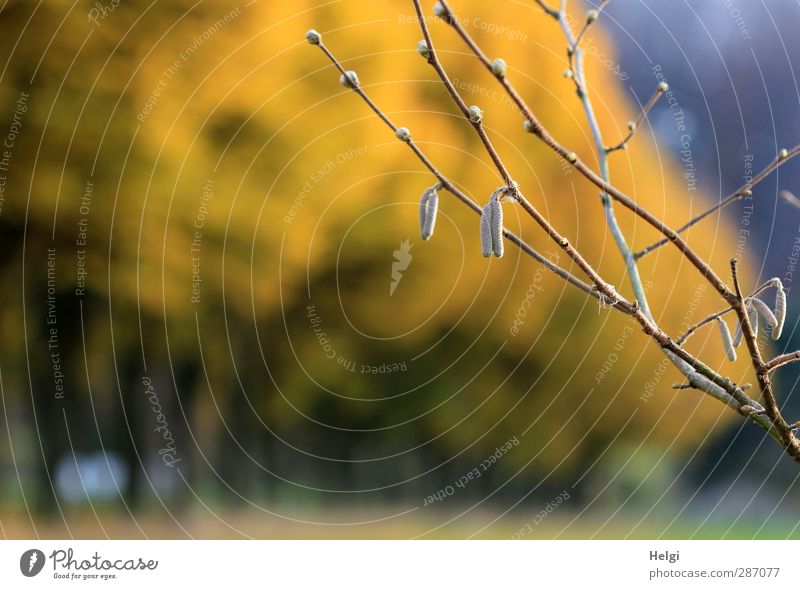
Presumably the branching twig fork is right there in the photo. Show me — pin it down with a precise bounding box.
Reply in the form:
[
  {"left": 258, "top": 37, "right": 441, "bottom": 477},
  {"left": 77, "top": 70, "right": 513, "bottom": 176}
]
[{"left": 606, "top": 87, "right": 666, "bottom": 153}]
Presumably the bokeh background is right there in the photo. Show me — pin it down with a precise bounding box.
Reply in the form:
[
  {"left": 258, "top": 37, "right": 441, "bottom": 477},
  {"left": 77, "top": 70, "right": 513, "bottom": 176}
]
[{"left": 1, "top": 0, "right": 800, "bottom": 538}]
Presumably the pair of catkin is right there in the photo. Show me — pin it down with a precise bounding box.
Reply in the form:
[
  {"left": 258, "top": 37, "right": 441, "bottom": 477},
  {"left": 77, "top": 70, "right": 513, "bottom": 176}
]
[
  {"left": 419, "top": 186, "right": 439, "bottom": 241},
  {"left": 480, "top": 188, "right": 506, "bottom": 258},
  {"left": 722, "top": 279, "right": 788, "bottom": 361},
  {"left": 417, "top": 184, "right": 508, "bottom": 257}
]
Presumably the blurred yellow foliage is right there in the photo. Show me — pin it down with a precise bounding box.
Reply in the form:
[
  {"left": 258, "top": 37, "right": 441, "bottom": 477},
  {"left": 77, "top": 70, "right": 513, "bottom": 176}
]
[{"left": 0, "top": 0, "right": 753, "bottom": 498}]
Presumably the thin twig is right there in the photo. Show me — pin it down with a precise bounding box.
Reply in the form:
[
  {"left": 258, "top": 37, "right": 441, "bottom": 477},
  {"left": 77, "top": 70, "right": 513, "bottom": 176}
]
[
  {"left": 553, "top": 0, "right": 652, "bottom": 320},
  {"left": 677, "top": 307, "right": 738, "bottom": 346},
  {"left": 636, "top": 146, "right": 800, "bottom": 259},
  {"left": 414, "top": 2, "right": 515, "bottom": 190},
  {"left": 765, "top": 351, "right": 800, "bottom": 372},
  {"left": 605, "top": 86, "right": 666, "bottom": 153},
  {"left": 565, "top": 0, "right": 609, "bottom": 86}
]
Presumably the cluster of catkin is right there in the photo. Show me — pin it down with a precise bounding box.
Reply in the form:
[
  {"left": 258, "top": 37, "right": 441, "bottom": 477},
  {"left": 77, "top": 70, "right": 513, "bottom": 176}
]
[
  {"left": 417, "top": 183, "right": 508, "bottom": 258},
  {"left": 717, "top": 279, "right": 787, "bottom": 361}
]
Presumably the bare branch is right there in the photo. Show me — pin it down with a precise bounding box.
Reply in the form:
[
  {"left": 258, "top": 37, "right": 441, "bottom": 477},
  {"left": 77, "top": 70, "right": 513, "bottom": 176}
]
[
  {"left": 550, "top": 0, "right": 652, "bottom": 320},
  {"left": 765, "top": 351, "right": 800, "bottom": 372},
  {"left": 422, "top": 0, "right": 800, "bottom": 453},
  {"left": 414, "top": 1, "right": 515, "bottom": 189},
  {"left": 307, "top": 3, "right": 800, "bottom": 464},
  {"left": 314, "top": 31, "right": 746, "bottom": 408},
  {"left": 432, "top": 0, "right": 785, "bottom": 429},
  {"left": 636, "top": 146, "right": 800, "bottom": 259}
]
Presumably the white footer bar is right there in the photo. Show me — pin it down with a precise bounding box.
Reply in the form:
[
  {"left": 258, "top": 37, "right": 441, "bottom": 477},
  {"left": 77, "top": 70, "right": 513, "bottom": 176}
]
[{"left": 0, "top": 540, "right": 792, "bottom": 587}]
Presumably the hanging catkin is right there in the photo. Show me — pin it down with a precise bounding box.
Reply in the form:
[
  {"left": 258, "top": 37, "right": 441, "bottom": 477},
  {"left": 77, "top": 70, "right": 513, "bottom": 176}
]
[
  {"left": 419, "top": 188, "right": 438, "bottom": 241},
  {"left": 480, "top": 188, "right": 506, "bottom": 258},
  {"left": 751, "top": 298, "right": 778, "bottom": 328},
  {"left": 716, "top": 318, "right": 736, "bottom": 362},
  {"left": 480, "top": 204, "right": 493, "bottom": 257},
  {"left": 773, "top": 281, "right": 787, "bottom": 340},
  {"left": 490, "top": 198, "right": 503, "bottom": 257}
]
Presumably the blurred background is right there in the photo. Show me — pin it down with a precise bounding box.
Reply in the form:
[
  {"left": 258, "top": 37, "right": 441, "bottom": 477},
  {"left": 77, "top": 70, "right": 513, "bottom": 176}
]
[{"left": 1, "top": 0, "right": 799, "bottom": 539}]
